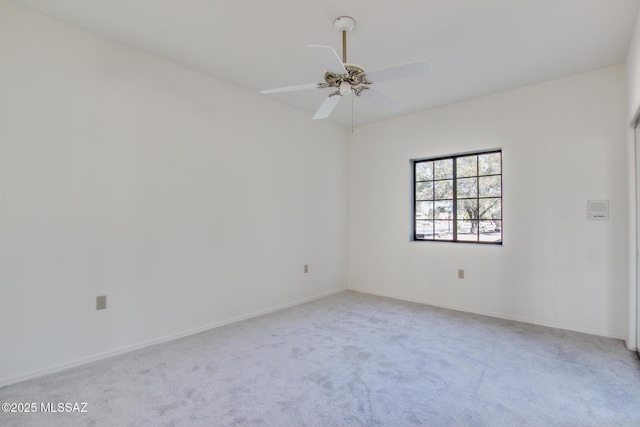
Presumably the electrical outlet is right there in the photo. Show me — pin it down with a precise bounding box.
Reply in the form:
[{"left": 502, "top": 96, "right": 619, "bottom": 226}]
[
  {"left": 458, "top": 269, "right": 465, "bottom": 279},
  {"left": 304, "top": 265, "right": 309, "bottom": 274},
  {"left": 96, "top": 295, "right": 107, "bottom": 310}
]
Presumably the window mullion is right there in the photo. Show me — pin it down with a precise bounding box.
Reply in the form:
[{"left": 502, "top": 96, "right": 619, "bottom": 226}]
[
  {"left": 452, "top": 159, "right": 457, "bottom": 241},
  {"left": 413, "top": 164, "right": 418, "bottom": 240},
  {"left": 475, "top": 155, "right": 480, "bottom": 241}
]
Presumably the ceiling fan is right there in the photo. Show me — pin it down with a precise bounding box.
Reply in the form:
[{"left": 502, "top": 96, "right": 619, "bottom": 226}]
[{"left": 260, "top": 16, "right": 432, "bottom": 120}]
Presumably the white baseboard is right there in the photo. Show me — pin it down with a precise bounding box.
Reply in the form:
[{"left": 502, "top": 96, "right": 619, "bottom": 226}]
[
  {"left": 348, "top": 287, "right": 626, "bottom": 341},
  {"left": 0, "top": 287, "right": 346, "bottom": 388}
]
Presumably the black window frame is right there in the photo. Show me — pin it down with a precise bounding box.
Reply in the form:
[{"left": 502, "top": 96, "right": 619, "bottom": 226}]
[{"left": 413, "top": 149, "right": 502, "bottom": 245}]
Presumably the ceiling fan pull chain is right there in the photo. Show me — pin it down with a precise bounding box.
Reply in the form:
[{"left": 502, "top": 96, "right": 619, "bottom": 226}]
[{"left": 351, "top": 94, "right": 354, "bottom": 132}]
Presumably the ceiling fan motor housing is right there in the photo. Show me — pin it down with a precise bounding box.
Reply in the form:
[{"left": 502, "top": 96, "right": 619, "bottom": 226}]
[{"left": 321, "top": 64, "right": 371, "bottom": 96}]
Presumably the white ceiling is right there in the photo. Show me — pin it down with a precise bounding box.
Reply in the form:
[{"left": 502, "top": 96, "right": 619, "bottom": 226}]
[{"left": 8, "top": 0, "right": 640, "bottom": 128}]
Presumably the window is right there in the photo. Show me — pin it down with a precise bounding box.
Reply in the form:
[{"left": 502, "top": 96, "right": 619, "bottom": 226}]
[{"left": 413, "top": 150, "right": 502, "bottom": 244}]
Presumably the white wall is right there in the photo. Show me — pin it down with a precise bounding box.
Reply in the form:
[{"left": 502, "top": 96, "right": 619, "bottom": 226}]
[
  {"left": 348, "top": 65, "right": 628, "bottom": 339},
  {"left": 625, "top": 8, "right": 640, "bottom": 350},
  {"left": 0, "top": 1, "right": 348, "bottom": 386},
  {"left": 628, "top": 8, "right": 640, "bottom": 123}
]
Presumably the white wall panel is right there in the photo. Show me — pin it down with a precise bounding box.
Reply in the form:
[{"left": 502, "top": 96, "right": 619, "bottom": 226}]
[
  {"left": 348, "top": 65, "right": 628, "bottom": 339},
  {"left": 0, "top": 1, "right": 348, "bottom": 385}
]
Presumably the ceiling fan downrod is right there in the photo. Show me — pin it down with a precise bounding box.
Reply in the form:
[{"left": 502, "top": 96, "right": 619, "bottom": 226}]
[
  {"left": 333, "top": 16, "right": 355, "bottom": 64},
  {"left": 342, "top": 29, "right": 347, "bottom": 63}
]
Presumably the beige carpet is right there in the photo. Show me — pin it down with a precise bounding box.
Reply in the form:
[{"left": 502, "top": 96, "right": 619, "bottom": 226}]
[{"left": 1, "top": 291, "right": 640, "bottom": 426}]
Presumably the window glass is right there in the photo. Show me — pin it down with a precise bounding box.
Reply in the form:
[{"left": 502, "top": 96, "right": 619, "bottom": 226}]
[{"left": 413, "top": 150, "right": 502, "bottom": 244}]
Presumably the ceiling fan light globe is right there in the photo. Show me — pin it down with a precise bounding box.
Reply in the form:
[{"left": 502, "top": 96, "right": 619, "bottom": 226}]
[{"left": 339, "top": 81, "right": 352, "bottom": 96}]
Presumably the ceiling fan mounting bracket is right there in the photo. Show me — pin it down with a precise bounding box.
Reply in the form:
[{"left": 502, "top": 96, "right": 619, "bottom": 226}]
[{"left": 333, "top": 16, "right": 355, "bottom": 33}]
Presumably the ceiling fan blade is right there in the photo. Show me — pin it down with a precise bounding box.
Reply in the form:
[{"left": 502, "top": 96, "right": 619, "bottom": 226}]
[
  {"left": 260, "top": 83, "right": 319, "bottom": 95},
  {"left": 365, "top": 60, "right": 432, "bottom": 83},
  {"left": 308, "top": 45, "right": 347, "bottom": 75},
  {"left": 358, "top": 88, "right": 405, "bottom": 112},
  {"left": 313, "top": 95, "right": 342, "bottom": 120}
]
